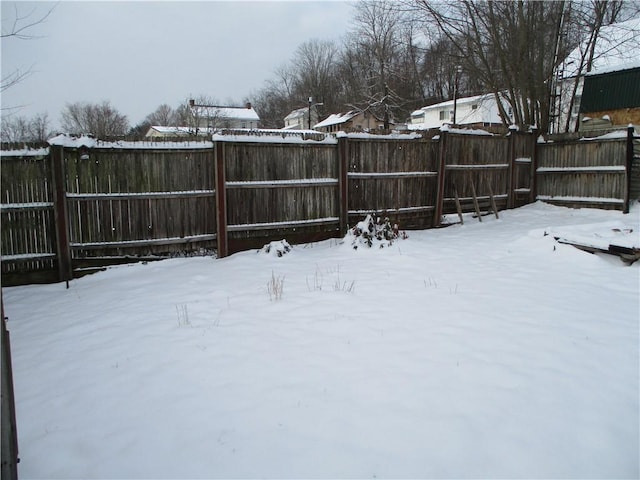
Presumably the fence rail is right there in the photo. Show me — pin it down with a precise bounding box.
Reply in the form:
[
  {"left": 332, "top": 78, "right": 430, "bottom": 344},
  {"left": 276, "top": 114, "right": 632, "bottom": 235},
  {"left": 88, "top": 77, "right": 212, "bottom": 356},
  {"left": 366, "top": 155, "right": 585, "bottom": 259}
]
[{"left": 1, "top": 127, "right": 636, "bottom": 286}]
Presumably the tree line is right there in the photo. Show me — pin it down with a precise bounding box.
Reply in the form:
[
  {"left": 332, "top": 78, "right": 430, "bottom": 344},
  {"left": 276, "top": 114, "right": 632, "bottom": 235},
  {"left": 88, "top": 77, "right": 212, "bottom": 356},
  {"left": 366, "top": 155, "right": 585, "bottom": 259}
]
[{"left": 2, "top": 0, "right": 638, "bottom": 142}]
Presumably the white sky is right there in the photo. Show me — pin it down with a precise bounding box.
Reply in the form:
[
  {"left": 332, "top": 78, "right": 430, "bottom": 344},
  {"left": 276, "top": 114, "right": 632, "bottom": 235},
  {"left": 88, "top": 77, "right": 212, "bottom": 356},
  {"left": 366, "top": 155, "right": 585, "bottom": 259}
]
[{"left": 1, "top": 0, "right": 355, "bottom": 130}]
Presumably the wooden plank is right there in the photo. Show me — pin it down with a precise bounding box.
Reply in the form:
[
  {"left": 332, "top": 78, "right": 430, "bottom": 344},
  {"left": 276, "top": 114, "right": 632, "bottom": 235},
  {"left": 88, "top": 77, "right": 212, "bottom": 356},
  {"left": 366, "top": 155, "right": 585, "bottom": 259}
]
[
  {"left": 488, "top": 184, "right": 499, "bottom": 219},
  {"left": 226, "top": 179, "right": 337, "bottom": 189},
  {"left": 1, "top": 301, "right": 19, "bottom": 480},
  {"left": 446, "top": 163, "right": 509, "bottom": 170},
  {"left": 51, "top": 145, "right": 72, "bottom": 283},
  {"left": 454, "top": 188, "right": 464, "bottom": 225},
  {"left": 348, "top": 205, "right": 436, "bottom": 215},
  {"left": 470, "top": 180, "right": 482, "bottom": 222},
  {"left": 347, "top": 172, "right": 438, "bottom": 179},
  {"left": 71, "top": 233, "right": 217, "bottom": 250},
  {"left": 66, "top": 191, "right": 215, "bottom": 200},
  {"left": 228, "top": 217, "right": 339, "bottom": 232},
  {"left": 338, "top": 136, "right": 349, "bottom": 235},
  {"left": 0, "top": 202, "right": 53, "bottom": 212},
  {"left": 433, "top": 131, "right": 447, "bottom": 227},
  {"left": 215, "top": 142, "right": 228, "bottom": 258}
]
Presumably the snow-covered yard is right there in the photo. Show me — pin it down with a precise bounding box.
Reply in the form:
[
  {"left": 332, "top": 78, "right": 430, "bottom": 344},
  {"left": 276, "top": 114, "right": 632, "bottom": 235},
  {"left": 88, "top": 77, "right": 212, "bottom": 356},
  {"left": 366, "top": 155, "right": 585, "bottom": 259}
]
[{"left": 3, "top": 202, "right": 639, "bottom": 479}]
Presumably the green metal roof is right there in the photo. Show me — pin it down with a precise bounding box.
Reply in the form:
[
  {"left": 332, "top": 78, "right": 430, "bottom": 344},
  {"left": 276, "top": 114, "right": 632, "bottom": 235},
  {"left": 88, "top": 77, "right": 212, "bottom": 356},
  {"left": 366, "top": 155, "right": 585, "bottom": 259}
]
[{"left": 580, "top": 67, "right": 640, "bottom": 113}]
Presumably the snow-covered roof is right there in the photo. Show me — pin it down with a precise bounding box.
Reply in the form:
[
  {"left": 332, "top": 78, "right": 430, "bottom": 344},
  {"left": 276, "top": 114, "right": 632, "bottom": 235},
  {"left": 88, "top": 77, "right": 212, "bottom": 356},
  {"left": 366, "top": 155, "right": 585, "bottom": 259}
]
[
  {"left": 415, "top": 94, "right": 494, "bottom": 113},
  {"left": 191, "top": 105, "right": 260, "bottom": 121},
  {"left": 147, "top": 126, "right": 193, "bottom": 135},
  {"left": 314, "top": 111, "right": 359, "bottom": 129},
  {"left": 284, "top": 107, "right": 309, "bottom": 121},
  {"left": 563, "top": 17, "right": 640, "bottom": 78}
]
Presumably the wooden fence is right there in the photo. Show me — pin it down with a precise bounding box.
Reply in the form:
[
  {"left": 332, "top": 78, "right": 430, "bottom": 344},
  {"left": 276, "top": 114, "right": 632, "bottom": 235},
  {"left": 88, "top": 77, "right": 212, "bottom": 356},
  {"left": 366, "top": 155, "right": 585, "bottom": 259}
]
[
  {"left": 537, "top": 129, "right": 632, "bottom": 210},
  {"left": 1, "top": 127, "right": 636, "bottom": 286}
]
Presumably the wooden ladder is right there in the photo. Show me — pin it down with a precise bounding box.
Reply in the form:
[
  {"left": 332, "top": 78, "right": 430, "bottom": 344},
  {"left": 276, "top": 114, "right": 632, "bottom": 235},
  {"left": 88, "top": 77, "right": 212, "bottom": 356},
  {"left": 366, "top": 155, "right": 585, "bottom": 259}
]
[{"left": 455, "top": 181, "right": 500, "bottom": 224}]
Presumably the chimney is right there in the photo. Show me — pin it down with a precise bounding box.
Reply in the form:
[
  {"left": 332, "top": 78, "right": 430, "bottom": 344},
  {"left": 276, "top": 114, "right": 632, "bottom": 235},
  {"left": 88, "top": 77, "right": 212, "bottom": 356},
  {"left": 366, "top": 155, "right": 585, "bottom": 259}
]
[
  {"left": 189, "top": 99, "right": 195, "bottom": 107},
  {"left": 246, "top": 102, "right": 252, "bottom": 109}
]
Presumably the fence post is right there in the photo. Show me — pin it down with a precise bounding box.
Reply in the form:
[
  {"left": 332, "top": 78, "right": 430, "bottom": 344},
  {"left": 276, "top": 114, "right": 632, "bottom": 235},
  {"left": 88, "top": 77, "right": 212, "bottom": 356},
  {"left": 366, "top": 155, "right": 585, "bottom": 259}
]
[
  {"left": 1, "top": 295, "right": 19, "bottom": 480},
  {"left": 433, "top": 129, "right": 448, "bottom": 227},
  {"left": 337, "top": 135, "right": 349, "bottom": 235},
  {"left": 529, "top": 129, "right": 539, "bottom": 205},
  {"left": 624, "top": 125, "right": 634, "bottom": 214},
  {"left": 507, "top": 127, "right": 517, "bottom": 209},
  {"left": 50, "top": 145, "right": 72, "bottom": 284},
  {"left": 214, "top": 141, "right": 228, "bottom": 258}
]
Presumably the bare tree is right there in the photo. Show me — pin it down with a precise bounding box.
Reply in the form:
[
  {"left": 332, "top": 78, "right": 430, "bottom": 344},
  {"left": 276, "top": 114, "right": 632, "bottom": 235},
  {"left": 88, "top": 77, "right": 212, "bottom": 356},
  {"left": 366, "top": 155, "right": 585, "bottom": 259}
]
[
  {"left": 60, "top": 101, "right": 129, "bottom": 138},
  {"left": 409, "top": 0, "right": 640, "bottom": 133},
  {"left": 145, "top": 104, "right": 177, "bottom": 126},
  {"left": 343, "top": 1, "right": 405, "bottom": 122},
  {"left": 292, "top": 40, "right": 340, "bottom": 108},
  {"left": 1, "top": 112, "right": 51, "bottom": 142},
  {"left": 128, "top": 103, "right": 181, "bottom": 138},
  {"left": 1, "top": 4, "right": 55, "bottom": 95}
]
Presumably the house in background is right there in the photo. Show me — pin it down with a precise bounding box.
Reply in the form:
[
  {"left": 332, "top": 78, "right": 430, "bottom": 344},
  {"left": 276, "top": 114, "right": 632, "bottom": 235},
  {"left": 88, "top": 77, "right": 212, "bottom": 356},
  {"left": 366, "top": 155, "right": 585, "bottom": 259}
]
[
  {"left": 579, "top": 66, "right": 640, "bottom": 131},
  {"left": 314, "top": 110, "right": 386, "bottom": 133},
  {"left": 553, "top": 17, "right": 640, "bottom": 133},
  {"left": 408, "top": 93, "right": 506, "bottom": 130},
  {"left": 284, "top": 106, "right": 320, "bottom": 130},
  {"left": 145, "top": 126, "right": 228, "bottom": 138},
  {"left": 188, "top": 100, "right": 260, "bottom": 131},
  {"left": 145, "top": 126, "right": 195, "bottom": 138}
]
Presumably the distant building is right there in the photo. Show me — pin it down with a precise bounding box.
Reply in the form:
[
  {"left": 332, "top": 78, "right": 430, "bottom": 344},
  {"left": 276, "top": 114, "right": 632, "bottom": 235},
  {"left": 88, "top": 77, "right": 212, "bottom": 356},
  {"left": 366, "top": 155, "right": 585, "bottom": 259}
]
[
  {"left": 284, "top": 106, "right": 320, "bottom": 130},
  {"left": 553, "top": 17, "right": 640, "bottom": 133},
  {"left": 579, "top": 67, "right": 640, "bottom": 131},
  {"left": 314, "top": 110, "right": 385, "bottom": 133},
  {"left": 188, "top": 100, "right": 260, "bottom": 131},
  {"left": 409, "top": 94, "right": 506, "bottom": 130},
  {"left": 145, "top": 126, "right": 195, "bottom": 138}
]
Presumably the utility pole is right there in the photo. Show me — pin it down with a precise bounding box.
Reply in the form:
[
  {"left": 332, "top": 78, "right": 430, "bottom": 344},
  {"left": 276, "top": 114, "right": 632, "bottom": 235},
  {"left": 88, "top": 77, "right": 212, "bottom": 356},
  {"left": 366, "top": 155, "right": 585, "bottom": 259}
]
[
  {"left": 383, "top": 84, "right": 390, "bottom": 130},
  {"left": 452, "top": 65, "right": 462, "bottom": 125}
]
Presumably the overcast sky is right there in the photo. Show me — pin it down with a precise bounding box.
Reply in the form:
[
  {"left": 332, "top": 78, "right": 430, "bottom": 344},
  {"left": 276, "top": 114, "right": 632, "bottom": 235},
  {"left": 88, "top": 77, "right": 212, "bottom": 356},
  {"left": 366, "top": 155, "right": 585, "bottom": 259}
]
[{"left": 1, "top": 0, "right": 355, "bottom": 130}]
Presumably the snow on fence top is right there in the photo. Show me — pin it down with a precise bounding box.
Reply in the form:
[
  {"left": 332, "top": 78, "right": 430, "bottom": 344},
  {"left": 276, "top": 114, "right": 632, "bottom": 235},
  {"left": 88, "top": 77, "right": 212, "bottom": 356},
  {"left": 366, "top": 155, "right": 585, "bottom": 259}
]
[
  {"left": 337, "top": 131, "right": 424, "bottom": 140},
  {"left": 211, "top": 129, "right": 337, "bottom": 144},
  {"left": 0, "top": 146, "right": 50, "bottom": 158},
  {"left": 48, "top": 134, "right": 213, "bottom": 150},
  {"left": 439, "top": 124, "right": 494, "bottom": 136},
  {"left": 538, "top": 128, "right": 634, "bottom": 144}
]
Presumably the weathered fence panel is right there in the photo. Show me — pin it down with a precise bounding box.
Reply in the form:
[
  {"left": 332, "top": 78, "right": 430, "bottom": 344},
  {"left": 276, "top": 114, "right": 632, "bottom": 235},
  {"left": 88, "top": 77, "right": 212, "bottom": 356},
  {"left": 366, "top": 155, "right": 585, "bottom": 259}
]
[
  {"left": 64, "top": 145, "right": 217, "bottom": 264},
  {"left": 1, "top": 147, "right": 58, "bottom": 283},
  {"left": 537, "top": 135, "right": 628, "bottom": 210},
  {"left": 441, "top": 133, "right": 511, "bottom": 218},
  {"left": 346, "top": 137, "right": 439, "bottom": 229},
  {"left": 222, "top": 140, "right": 340, "bottom": 252}
]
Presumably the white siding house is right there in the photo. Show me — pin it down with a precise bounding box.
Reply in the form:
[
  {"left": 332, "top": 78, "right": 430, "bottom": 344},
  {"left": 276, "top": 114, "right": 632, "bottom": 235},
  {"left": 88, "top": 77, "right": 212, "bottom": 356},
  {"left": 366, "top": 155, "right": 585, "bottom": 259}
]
[
  {"left": 284, "top": 106, "right": 320, "bottom": 130},
  {"left": 314, "top": 110, "right": 385, "bottom": 133},
  {"left": 409, "top": 94, "right": 505, "bottom": 130},
  {"left": 189, "top": 101, "right": 260, "bottom": 130}
]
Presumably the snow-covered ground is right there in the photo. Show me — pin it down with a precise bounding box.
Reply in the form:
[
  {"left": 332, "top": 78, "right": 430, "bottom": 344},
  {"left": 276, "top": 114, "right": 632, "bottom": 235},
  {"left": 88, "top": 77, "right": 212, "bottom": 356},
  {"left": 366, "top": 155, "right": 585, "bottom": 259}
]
[{"left": 3, "top": 202, "right": 639, "bottom": 479}]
